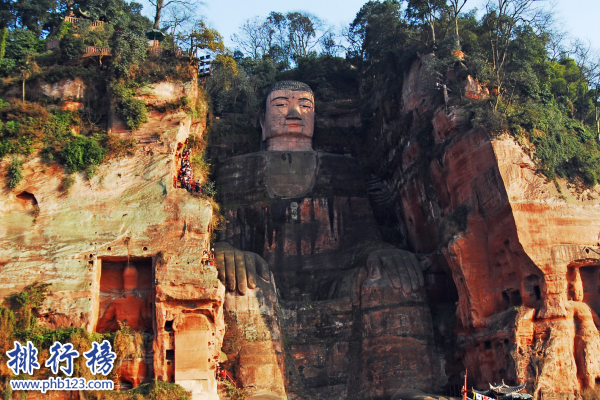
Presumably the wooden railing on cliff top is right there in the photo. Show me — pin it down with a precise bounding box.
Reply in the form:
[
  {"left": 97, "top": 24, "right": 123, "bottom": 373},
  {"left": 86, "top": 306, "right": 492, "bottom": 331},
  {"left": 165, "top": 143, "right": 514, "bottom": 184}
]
[
  {"left": 46, "top": 38, "right": 60, "bottom": 50},
  {"left": 64, "top": 16, "right": 105, "bottom": 28},
  {"left": 83, "top": 46, "right": 111, "bottom": 57}
]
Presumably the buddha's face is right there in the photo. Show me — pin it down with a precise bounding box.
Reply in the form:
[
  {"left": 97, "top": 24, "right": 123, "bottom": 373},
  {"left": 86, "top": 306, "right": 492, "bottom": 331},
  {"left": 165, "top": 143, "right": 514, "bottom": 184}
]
[{"left": 261, "top": 89, "right": 314, "bottom": 151}]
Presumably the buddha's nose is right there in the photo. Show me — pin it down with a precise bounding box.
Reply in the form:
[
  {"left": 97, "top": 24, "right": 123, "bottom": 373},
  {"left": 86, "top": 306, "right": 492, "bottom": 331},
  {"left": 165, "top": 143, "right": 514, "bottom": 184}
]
[{"left": 286, "top": 106, "right": 302, "bottom": 120}]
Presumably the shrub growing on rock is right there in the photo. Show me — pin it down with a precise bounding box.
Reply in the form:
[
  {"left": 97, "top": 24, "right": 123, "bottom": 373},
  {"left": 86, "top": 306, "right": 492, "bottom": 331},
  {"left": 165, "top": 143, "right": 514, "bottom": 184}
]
[
  {"left": 59, "top": 135, "right": 106, "bottom": 173},
  {"left": 6, "top": 158, "right": 22, "bottom": 189}
]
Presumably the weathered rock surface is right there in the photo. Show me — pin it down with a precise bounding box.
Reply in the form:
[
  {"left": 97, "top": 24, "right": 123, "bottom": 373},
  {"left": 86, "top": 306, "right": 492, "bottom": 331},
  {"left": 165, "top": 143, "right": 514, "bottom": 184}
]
[
  {"left": 0, "top": 78, "right": 223, "bottom": 399},
  {"left": 370, "top": 55, "right": 600, "bottom": 398}
]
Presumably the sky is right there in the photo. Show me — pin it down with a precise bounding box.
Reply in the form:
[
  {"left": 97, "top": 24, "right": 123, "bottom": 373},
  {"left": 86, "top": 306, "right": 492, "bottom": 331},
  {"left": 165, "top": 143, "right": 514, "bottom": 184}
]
[{"left": 139, "top": 0, "right": 600, "bottom": 52}]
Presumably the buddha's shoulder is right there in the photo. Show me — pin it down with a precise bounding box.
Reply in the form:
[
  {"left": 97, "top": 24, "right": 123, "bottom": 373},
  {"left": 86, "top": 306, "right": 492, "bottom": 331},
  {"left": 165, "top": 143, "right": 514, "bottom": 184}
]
[{"left": 215, "top": 151, "right": 365, "bottom": 205}]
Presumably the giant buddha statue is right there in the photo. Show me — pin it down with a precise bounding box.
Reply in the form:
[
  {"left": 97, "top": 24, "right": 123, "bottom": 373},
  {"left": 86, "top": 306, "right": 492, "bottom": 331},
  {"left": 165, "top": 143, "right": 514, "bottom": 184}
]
[{"left": 213, "top": 81, "right": 441, "bottom": 399}]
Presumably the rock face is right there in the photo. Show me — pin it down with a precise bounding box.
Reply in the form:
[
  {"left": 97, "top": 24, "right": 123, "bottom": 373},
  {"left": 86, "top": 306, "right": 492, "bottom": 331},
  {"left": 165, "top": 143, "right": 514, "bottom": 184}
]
[
  {"left": 370, "top": 55, "right": 600, "bottom": 398},
  {"left": 0, "top": 78, "right": 223, "bottom": 399}
]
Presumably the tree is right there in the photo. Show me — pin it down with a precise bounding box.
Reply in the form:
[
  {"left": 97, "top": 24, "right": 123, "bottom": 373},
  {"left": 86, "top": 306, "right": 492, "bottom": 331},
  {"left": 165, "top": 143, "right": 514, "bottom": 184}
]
[
  {"left": 320, "top": 31, "right": 341, "bottom": 56},
  {"left": 148, "top": 0, "right": 200, "bottom": 30},
  {"left": 231, "top": 17, "right": 270, "bottom": 60},
  {"left": 13, "top": 0, "right": 59, "bottom": 36},
  {"left": 345, "top": 0, "right": 407, "bottom": 94},
  {"left": 287, "top": 11, "right": 323, "bottom": 60},
  {"left": 483, "top": 0, "right": 547, "bottom": 109},
  {"left": 176, "top": 20, "right": 227, "bottom": 62},
  {"left": 345, "top": 0, "right": 404, "bottom": 61},
  {"left": 447, "top": 0, "right": 468, "bottom": 41},
  {"left": 162, "top": 4, "right": 194, "bottom": 52},
  {"left": 266, "top": 12, "right": 289, "bottom": 64},
  {"left": 0, "top": 0, "right": 16, "bottom": 30},
  {"left": 405, "top": 0, "right": 447, "bottom": 45}
]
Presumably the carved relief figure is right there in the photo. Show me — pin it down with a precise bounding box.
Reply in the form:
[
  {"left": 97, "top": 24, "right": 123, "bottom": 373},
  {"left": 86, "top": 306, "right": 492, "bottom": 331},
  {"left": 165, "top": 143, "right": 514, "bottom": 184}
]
[{"left": 213, "top": 81, "right": 441, "bottom": 399}]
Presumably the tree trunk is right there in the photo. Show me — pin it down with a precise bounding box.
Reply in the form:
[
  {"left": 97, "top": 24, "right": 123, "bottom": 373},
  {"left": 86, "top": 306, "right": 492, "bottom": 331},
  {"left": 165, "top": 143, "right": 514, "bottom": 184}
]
[
  {"left": 455, "top": 16, "right": 459, "bottom": 38},
  {"left": 22, "top": 78, "right": 25, "bottom": 102},
  {"left": 153, "top": 0, "right": 163, "bottom": 30}
]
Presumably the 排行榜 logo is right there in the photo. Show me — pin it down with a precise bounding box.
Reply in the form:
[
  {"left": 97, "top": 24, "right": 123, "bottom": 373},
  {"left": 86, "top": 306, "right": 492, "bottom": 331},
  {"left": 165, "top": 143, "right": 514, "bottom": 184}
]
[{"left": 6, "top": 340, "right": 116, "bottom": 392}]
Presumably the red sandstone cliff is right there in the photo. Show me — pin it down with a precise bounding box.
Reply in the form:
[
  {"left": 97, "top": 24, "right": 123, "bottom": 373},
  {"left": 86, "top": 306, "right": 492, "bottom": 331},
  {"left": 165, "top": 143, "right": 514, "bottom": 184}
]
[
  {"left": 0, "top": 78, "right": 224, "bottom": 400},
  {"left": 372, "top": 55, "right": 600, "bottom": 398}
]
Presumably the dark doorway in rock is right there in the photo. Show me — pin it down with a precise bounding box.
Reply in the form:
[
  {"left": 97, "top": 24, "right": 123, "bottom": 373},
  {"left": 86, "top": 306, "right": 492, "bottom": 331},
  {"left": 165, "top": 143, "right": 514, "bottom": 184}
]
[
  {"left": 510, "top": 290, "right": 522, "bottom": 306},
  {"left": 578, "top": 265, "right": 600, "bottom": 316},
  {"left": 165, "top": 320, "right": 174, "bottom": 332},
  {"left": 502, "top": 291, "right": 510, "bottom": 309},
  {"left": 533, "top": 285, "right": 541, "bottom": 300},
  {"left": 166, "top": 349, "right": 175, "bottom": 382},
  {"left": 524, "top": 275, "right": 542, "bottom": 305}
]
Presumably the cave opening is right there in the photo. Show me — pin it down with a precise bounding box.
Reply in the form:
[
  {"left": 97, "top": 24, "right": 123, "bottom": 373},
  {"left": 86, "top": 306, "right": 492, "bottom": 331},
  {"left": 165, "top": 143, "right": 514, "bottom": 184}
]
[
  {"left": 16, "top": 191, "right": 38, "bottom": 206},
  {"left": 16, "top": 191, "right": 39, "bottom": 214}
]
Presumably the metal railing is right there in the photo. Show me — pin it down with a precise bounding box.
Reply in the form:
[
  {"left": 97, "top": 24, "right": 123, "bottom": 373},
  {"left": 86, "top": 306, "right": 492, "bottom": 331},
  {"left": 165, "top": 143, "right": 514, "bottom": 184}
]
[{"left": 219, "top": 370, "right": 237, "bottom": 389}]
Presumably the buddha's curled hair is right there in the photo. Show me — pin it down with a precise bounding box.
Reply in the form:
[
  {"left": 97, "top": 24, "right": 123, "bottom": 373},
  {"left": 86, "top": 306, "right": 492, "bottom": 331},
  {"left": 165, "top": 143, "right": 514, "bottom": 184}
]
[{"left": 262, "top": 81, "right": 313, "bottom": 109}]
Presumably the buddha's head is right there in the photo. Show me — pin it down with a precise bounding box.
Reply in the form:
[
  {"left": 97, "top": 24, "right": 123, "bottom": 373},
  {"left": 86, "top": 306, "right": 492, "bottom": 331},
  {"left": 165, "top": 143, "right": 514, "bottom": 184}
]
[{"left": 260, "top": 81, "right": 314, "bottom": 151}]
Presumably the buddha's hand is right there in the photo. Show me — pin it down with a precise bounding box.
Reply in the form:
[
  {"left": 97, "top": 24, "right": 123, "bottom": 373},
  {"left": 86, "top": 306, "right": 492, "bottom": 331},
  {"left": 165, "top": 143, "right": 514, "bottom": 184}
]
[
  {"left": 214, "top": 242, "right": 271, "bottom": 295},
  {"left": 366, "top": 249, "right": 424, "bottom": 294}
]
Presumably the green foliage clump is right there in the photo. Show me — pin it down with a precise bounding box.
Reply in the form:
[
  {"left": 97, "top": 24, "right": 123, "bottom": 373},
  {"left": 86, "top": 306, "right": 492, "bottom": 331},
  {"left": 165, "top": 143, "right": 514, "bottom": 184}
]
[
  {"left": 59, "top": 135, "right": 106, "bottom": 173},
  {"left": 105, "top": 134, "right": 137, "bottom": 158},
  {"left": 439, "top": 204, "right": 470, "bottom": 244},
  {"left": 119, "top": 96, "right": 147, "bottom": 131},
  {"left": 0, "top": 100, "right": 48, "bottom": 157},
  {"left": 112, "top": 32, "right": 148, "bottom": 77},
  {"left": 223, "top": 380, "right": 247, "bottom": 400},
  {"left": 7, "top": 282, "right": 50, "bottom": 331},
  {"left": 6, "top": 157, "right": 22, "bottom": 189},
  {"left": 112, "top": 83, "right": 148, "bottom": 131},
  {"left": 59, "top": 34, "right": 86, "bottom": 61}
]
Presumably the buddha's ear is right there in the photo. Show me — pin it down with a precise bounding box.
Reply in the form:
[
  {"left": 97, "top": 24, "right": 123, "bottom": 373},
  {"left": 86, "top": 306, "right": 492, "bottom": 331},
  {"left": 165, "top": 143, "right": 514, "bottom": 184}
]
[{"left": 259, "top": 110, "right": 266, "bottom": 141}]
